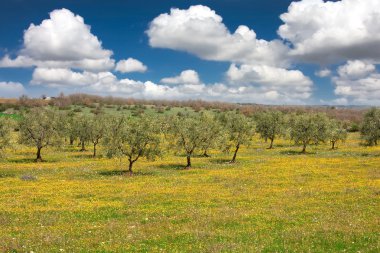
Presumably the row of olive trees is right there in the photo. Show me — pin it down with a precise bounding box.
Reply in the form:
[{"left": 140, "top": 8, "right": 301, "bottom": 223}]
[
  {"left": 254, "top": 110, "right": 348, "bottom": 152},
  {"left": 1, "top": 107, "right": 379, "bottom": 175},
  {"left": 360, "top": 108, "right": 380, "bottom": 146}
]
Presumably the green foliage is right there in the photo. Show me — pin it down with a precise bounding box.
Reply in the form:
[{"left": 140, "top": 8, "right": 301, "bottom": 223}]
[
  {"left": 327, "top": 120, "right": 348, "bottom": 149},
  {"left": 18, "top": 108, "right": 62, "bottom": 161},
  {"left": 166, "top": 113, "right": 210, "bottom": 168},
  {"left": 73, "top": 114, "right": 92, "bottom": 151},
  {"left": 87, "top": 113, "right": 109, "bottom": 157},
  {"left": 360, "top": 108, "right": 380, "bottom": 146},
  {"left": 219, "top": 111, "right": 255, "bottom": 162},
  {"left": 289, "top": 113, "right": 329, "bottom": 153},
  {"left": 104, "top": 115, "right": 161, "bottom": 174},
  {"left": 0, "top": 117, "right": 12, "bottom": 153},
  {"left": 255, "top": 110, "right": 285, "bottom": 149},
  {"left": 347, "top": 122, "right": 360, "bottom": 132},
  {"left": 198, "top": 112, "right": 225, "bottom": 157}
]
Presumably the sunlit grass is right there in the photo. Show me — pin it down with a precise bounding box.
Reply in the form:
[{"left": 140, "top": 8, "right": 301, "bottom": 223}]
[{"left": 0, "top": 133, "right": 379, "bottom": 252}]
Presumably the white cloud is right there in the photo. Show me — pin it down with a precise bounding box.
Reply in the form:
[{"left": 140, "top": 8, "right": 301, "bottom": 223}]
[
  {"left": 337, "top": 60, "right": 375, "bottom": 79},
  {"left": 278, "top": 0, "right": 380, "bottom": 64},
  {"left": 30, "top": 67, "right": 310, "bottom": 104},
  {"left": 147, "top": 5, "right": 289, "bottom": 67},
  {"left": 0, "top": 55, "right": 115, "bottom": 72},
  {"left": 226, "top": 64, "right": 313, "bottom": 101},
  {"left": 115, "top": 58, "right": 147, "bottom": 73},
  {"left": 31, "top": 67, "right": 107, "bottom": 87},
  {"left": 0, "top": 82, "right": 25, "bottom": 98},
  {"left": 333, "top": 61, "right": 380, "bottom": 105},
  {"left": 145, "top": 5, "right": 315, "bottom": 104},
  {"left": 0, "top": 8, "right": 114, "bottom": 72},
  {"left": 22, "top": 9, "right": 111, "bottom": 61},
  {"left": 315, "top": 69, "right": 331, "bottom": 78},
  {"left": 160, "top": 70, "right": 200, "bottom": 85}
]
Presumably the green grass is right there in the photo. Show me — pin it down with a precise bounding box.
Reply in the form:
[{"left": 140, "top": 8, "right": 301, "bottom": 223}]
[
  {"left": 0, "top": 112, "right": 21, "bottom": 120},
  {"left": 0, "top": 133, "right": 379, "bottom": 252}
]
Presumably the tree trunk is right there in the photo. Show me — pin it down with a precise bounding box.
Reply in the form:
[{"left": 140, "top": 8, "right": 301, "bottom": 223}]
[
  {"left": 69, "top": 136, "right": 74, "bottom": 145},
  {"left": 301, "top": 142, "right": 307, "bottom": 153},
  {"left": 127, "top": 161, "right": 134, "bottom": 176},
  {"left": 93, "top": 143, "right": 97, "bottom": 157},
  {"left": 331, "top": 141, "right": 335, "bottom": 150},
  {"left": 185, "top": 154, "right": 191, "bottom": 169},
  {"left": 230, "top": 143, "right": 240, "bottom": 163},
  {"left": 203, "top": 150, "right": 210, "bottom": 157},
  {"left": 268, "top": 138, "right": 274, "bottom": 149},
  {"left": 36, "top": 146, "right": 42, "bottom": 162},
  {"left": 80, "top": 141, "right": 86, "bottom": 151}
]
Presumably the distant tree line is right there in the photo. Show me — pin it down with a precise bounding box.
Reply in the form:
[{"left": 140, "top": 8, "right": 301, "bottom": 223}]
[
  {"left": 0, "top": 93, "right": 367, "bottom": 125},
  {"left": 1, "top": 106, "right": 379, "bottom": 175}
]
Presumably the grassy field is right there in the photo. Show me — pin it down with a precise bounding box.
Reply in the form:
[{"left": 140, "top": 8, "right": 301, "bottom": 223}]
[{"left": 0, "top": 133, "right": 379, "bottom": 252}]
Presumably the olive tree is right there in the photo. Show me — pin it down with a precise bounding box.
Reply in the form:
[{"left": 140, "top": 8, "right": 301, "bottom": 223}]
[
  {"left": 361, "top": 108, "right": 380, "bottom": 146},
  {"left": 289, "top": 113, "right": 329, "bottom": 153},
  {"left": 327, "top": 120, "right": 348, "bottom": 149},
  {"left": 104, "top": 115, "right": 161, "bottom": 175},
  {"left": 63, "top": 110, "right": 76, "bottom": 145},
  {"left": 198, "top": 112, "right": 224, "bottom": 157},
  {"left": 0, "top": 117, "right": 12, "bottom": 155},
  {"left": 18, "top": 108, "right": 61, "bottom": 161},
  {"left": 73, "top": 114, "right": 91, "bottom": 151},
  {"left": 219, "top": 111, "right": 255, "bottom": 163},
  {"left": 255, "top": 110, "right": 285, "bottom": 149},
  {"left": 88, "top": 113, "right": 108, "bottom": 157},
  {"left": 167, "top": 113, "right": 208, "bottom": 169}
]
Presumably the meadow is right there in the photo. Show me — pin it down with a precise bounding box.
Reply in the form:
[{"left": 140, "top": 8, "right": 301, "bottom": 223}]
[{"left": 0, "top": 131, "right": 379, "bottom": 252}]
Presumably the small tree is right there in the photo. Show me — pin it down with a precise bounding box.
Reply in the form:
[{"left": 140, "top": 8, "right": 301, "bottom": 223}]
[
  {"left": 63, "top": 110, "right": 76, "bottom": 145},
  {"left": 255, "top": 110, "right": 285, "bottom": 149},
  {"left": 289, "top": 113, "right": 329, "bottom": 153},
  {"left": 18, "top": 108, "right": 61, "bottom": 161},
  {"left": 327, "top": 120, "right": 348, "bottom": 149},
  {"left": 167, "top": 113, "right": 207, "bottom": 169},
  {"left": 104, "top": 115, "right": 161, "bottom": 175},
  {"left": 88, "top": 113, "right": 108, "bottom": 157},
  {"left": 73, "top": 114, "right": 91, "bottom": 151},
  {"left": 361, "top": 108, "right": 380, "bottom": 146},
  {"left": 219, "top": 111, "right": 255, "bottom": 163},
  {"left": 0, "top": 117, "right": 12, "bottom": 155},
  {"left": 198, "top": 112, "right": 224, "bottom": 157}
]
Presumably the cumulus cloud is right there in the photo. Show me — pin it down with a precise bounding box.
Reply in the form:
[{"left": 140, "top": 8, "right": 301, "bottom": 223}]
[
  {"left": 31, "top": 68, "right": 110, "bottom": 87},
  {"left": 315, "top": 69, "right": 331, "bottom": 78},
  {"left": 337, "top": 60, "right": 375, "bottom": 79},
  {"left": 147, "top": 5, "right": 289, "bottom": 67},
  {"left": 333, "top": 60, "right": 380, "bottom": 105},
  {"left": 0, "top": 8, "right": 114, "bottom": 71},
  {"left": 0, "top": 82, "right": 25, "bottom": 98},
  {"left": 144, "top": 4, "right": 315, "bottom": 104},
  {"left": 226, "top": 64, "right": 313, "bottom": 100},
  {"left": 30, "top": 67, "right": 309, "bottom": 104},
  {"left": 278, "top": 0, "right": 380, "bottom": 63},
  {"left": 115, "top": 58, "right": 147, "bottom": 73},
  {"left": 160, "top": 70, "right": 200, "bottom": 85}
]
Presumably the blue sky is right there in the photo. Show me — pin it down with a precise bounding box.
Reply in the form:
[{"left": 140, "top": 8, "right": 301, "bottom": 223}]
[{"left": 0, "top": 0, "right": 379, "bottom": 105}]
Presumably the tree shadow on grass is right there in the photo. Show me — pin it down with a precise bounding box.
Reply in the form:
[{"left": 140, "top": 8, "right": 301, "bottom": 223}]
[
  {"left": 361, "top": 153, "right": 380, "bottom": 157},
  {"left": 70, "top": 154, "right": 95, "bottom": 159},
  {"left": 279, "top": 150, "right": 316, "bottom": 155},
  {"left": 209, "top": 158, "right": 233, "bottom": 164},
  {"left": 6, "top": 158, "right": 58, "bottom": 163},
  {"left": 0, "top": 172, "right": 15, "bottom": 178},
  {"left": 157, "top": 164, "right": 186, "bottom": 170},
  {"left": 98, "top": 170, "right": 155, "bottom": 176}
]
